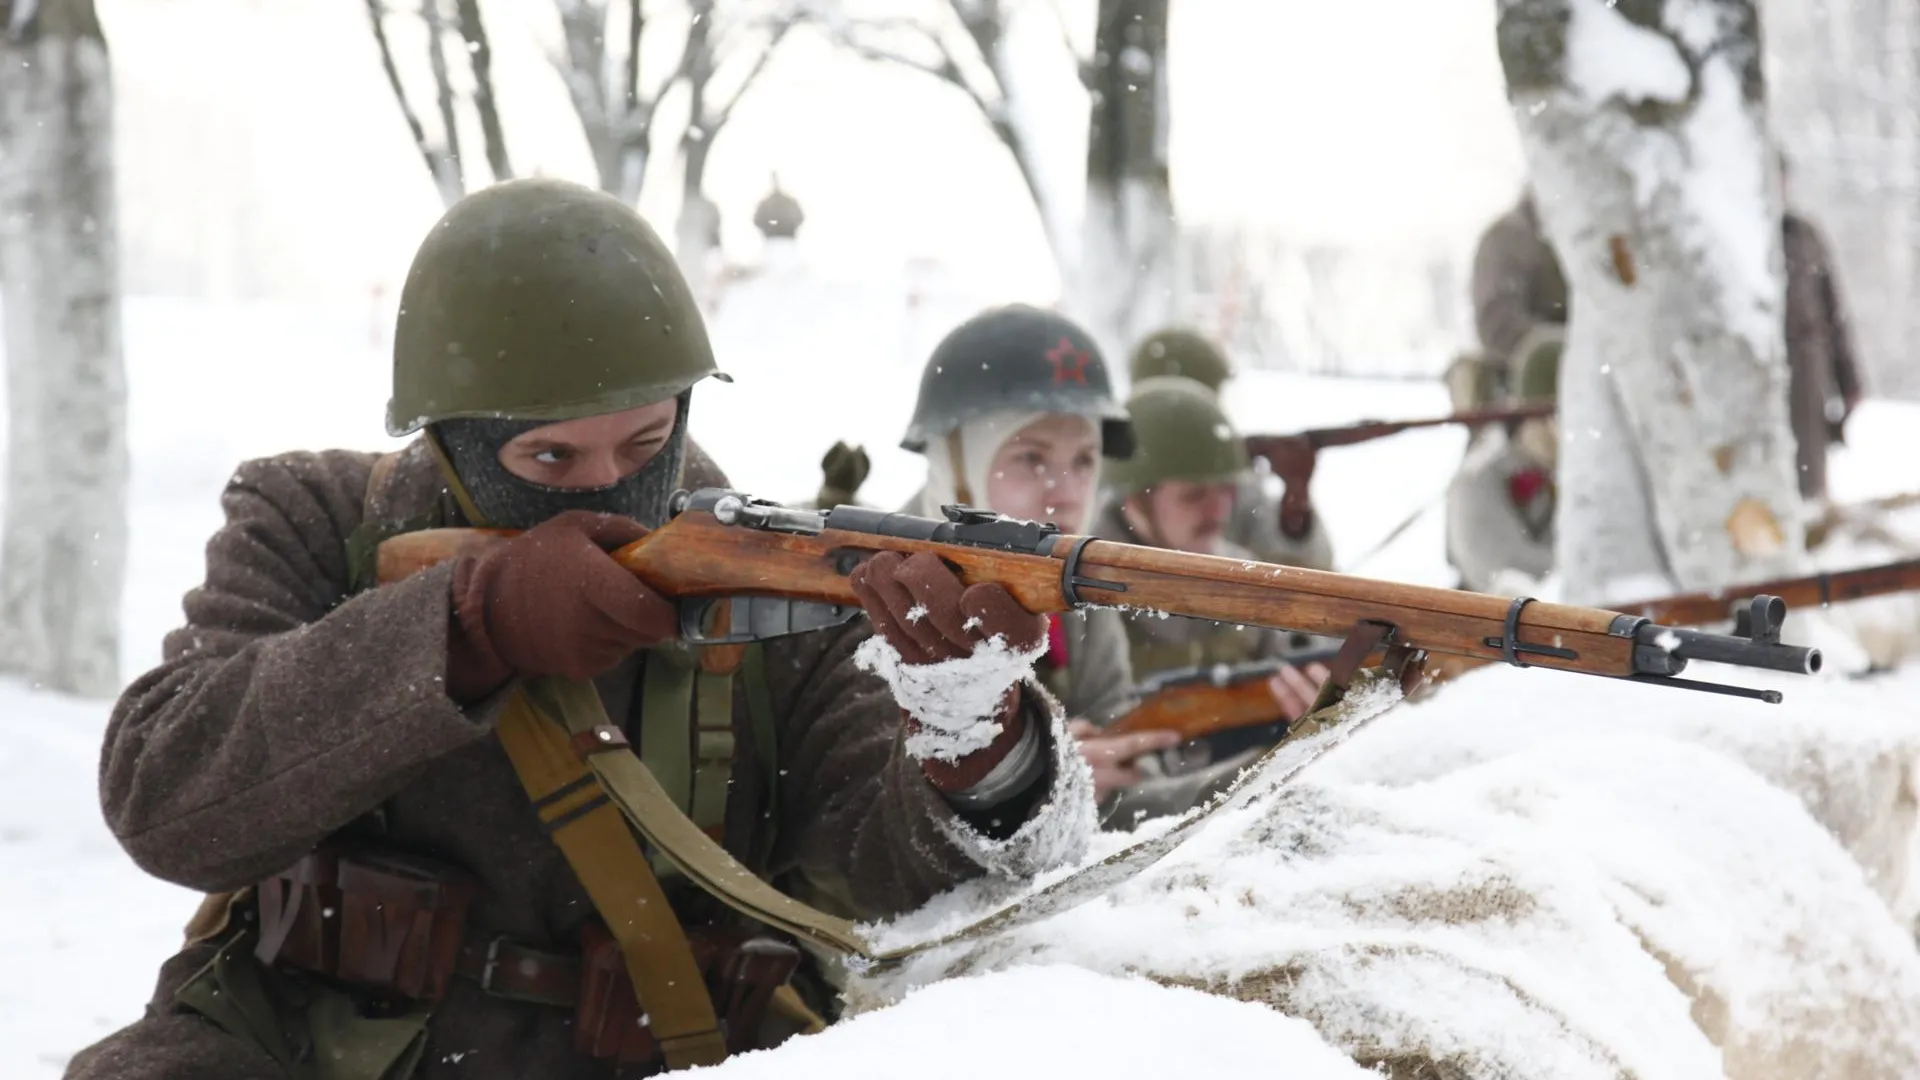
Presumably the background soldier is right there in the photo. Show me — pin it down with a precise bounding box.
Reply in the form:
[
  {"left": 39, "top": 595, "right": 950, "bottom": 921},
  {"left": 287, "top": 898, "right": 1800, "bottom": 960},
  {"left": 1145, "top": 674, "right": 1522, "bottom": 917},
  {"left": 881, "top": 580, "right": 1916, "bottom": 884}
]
[
  {"left": 797, "top": 440, "right": 872, "bottom": 510},
  {"left": 901, "top": 305, "right": 1182, "bottom": 811},
  {"left": 1128, "top": 326, "right": 1334, "bottom": 570},
  {"left": 1471, "top": 177, "right": 1862, "bottom": 502},
  {"left": 1780, "top": 155, "right": 1865, "bottom": 502},
  {"left": 1446, "top": 327, "right": 1560, "bottom": 594},
  {"left": 1090, "top": 375, "right": 1332, "bottom": 824},
  {"left": 66, "top": 180, "right": 1089, "bottom": 1080}
]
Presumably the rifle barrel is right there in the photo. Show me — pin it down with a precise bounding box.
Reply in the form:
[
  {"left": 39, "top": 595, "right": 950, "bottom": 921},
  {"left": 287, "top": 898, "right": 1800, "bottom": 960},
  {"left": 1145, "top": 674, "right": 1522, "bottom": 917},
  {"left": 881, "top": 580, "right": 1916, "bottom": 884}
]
[
  {"left": 1622, "top": 556, "right": 1920, "bottom": 626},
  {"left": 1252, "top": 402, "right": 1558, "bottom": 455}
]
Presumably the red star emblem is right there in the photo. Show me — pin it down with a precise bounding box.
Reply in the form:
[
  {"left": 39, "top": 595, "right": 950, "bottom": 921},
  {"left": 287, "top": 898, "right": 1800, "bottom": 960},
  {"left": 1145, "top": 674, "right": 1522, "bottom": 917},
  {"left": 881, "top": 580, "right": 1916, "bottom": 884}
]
[{"left": 1045, "top": 337, "right": 1092, "bottom": 385}]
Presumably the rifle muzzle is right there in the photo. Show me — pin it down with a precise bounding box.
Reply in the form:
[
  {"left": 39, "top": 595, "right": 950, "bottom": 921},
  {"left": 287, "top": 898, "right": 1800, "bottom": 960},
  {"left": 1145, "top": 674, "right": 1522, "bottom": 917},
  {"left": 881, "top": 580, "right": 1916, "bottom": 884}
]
[{"left": 1628, "top": 622, "right": 1823, "bottom": 677}]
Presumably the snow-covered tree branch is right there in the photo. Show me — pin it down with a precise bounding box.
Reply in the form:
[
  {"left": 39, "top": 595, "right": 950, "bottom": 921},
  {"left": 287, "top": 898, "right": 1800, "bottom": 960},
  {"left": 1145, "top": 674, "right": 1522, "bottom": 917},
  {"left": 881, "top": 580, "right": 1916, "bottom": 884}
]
[
  {"left": 0, "top": 0, "right": 130, "bottom": 697},
  {"left": 1498, "top": 0, "right": 1807, "bottom": 603}
]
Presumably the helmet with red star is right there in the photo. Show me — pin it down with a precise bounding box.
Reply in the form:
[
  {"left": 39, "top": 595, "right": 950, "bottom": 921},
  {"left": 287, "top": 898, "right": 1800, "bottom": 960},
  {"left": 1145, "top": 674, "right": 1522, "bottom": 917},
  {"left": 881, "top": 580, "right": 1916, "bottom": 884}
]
[{"left": 901, "top": 304, "right": 1134, "bottom": 458}]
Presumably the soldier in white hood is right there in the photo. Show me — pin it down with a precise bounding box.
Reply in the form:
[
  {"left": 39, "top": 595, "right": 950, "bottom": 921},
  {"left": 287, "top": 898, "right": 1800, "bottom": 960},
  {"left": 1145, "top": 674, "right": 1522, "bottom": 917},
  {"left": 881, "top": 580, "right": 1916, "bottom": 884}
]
[{"left": 901, "top": 305, "right": 1182, "bottom": 813}]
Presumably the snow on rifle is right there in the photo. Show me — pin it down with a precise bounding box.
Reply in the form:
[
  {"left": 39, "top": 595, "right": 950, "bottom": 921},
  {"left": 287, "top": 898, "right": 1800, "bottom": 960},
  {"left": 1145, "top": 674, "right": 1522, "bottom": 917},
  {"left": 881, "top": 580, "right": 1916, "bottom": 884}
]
[{"left": 376, "top": 489, "right": 1822, "bottom": 705}]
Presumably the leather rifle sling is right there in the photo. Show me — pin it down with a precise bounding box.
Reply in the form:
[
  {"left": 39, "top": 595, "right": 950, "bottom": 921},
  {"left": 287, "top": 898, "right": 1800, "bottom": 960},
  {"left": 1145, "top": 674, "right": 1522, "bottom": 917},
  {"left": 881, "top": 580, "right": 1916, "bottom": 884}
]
[{"left": 492, "top": 685, "right": 729, "bottom": 1070}]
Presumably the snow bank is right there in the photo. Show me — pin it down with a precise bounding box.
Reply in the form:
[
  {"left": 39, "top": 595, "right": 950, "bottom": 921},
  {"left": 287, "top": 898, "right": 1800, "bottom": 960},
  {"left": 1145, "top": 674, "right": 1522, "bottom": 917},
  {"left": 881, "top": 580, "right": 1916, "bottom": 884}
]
[
  {"left": 700, "top": 965, "right": 1374, "bottom": 1080},
  {"left": 0, "top": 681, "right": 200, "bottom": 1076},
  {"left": 841, "top": 664, "right": 1920, "bottom": 1079}
]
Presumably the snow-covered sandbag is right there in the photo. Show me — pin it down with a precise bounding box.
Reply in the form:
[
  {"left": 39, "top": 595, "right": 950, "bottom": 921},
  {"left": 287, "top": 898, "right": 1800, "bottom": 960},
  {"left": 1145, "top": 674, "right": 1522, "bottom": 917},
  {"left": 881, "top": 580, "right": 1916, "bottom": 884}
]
[
  {"left": 840, "top": 672, "right": 1920, "bottom": 1079},
  {"left": 701, "top": 965, "right": 1376, "bottom": 1079},
  {"left": 1318, "top": 663, "right": 1920, "bottom": 924}
]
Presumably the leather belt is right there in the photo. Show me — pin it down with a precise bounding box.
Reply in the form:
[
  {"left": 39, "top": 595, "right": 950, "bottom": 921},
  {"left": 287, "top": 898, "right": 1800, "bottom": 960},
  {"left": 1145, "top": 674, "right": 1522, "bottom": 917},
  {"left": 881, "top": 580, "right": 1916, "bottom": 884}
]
[{"left": 453, "top": 936, "right": 581, "bottom": 1009}]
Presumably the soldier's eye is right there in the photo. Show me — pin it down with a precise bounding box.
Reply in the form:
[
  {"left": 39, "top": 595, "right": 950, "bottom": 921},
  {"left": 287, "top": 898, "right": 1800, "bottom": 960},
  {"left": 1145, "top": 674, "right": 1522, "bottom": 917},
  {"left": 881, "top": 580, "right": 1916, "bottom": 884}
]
[{"left": 533, "top": 448, "right": 572, "bottom": 465}]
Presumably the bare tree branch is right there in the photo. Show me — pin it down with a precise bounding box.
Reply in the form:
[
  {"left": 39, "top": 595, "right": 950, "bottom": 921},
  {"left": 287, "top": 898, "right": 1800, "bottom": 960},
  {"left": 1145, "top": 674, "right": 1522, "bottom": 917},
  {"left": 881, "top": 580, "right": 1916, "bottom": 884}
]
[
  {"left": 709, "top": 15, "right": 799, "bottom": 132},
  {"left": 944, "top": 0, "right": 1003, "bottom": 83},
  {"left": 421, "top": 0, "right": 466, "bottom": 187},
  {"left": 623, "top": 0, "right": 642, "bottom": 118},
  {"left": 365, "top": 0, "right": 463, "bottom": 207},
  {"left": 1043, "top": 0, "right": 1093, "bottom": 88},
  {"left": 818, "top": 2, "right": 1055, "bottom": 250},
  {"left": 453, "top": 0, "right": 512, "bottom": 180}
]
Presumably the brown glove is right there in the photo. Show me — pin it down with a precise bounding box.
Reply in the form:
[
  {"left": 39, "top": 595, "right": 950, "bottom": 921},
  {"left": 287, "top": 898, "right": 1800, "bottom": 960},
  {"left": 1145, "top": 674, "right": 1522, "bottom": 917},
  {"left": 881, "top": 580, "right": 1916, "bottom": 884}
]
[
  {"left": 849, "top": 551, "right": 1047, "bottom": 792},
  {"left": 850, "top": 551, "right": 1045, "bottom": 663},
  {"left": 445, "top": 510, "right": 677, "bottom": 702}
]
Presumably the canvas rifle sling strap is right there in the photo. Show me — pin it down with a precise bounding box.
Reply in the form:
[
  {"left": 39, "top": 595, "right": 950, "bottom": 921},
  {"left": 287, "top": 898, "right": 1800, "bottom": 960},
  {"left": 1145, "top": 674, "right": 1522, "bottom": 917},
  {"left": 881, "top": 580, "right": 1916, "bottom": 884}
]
[
  {"left": 492, "top": 684, "right": 730, "bottom": 1070},
  {"left": 508, "top": 676, "right": 874, "bottom": 957},
  {"left": 496, "top": 665, "right": 1409, "bottom": 983}
]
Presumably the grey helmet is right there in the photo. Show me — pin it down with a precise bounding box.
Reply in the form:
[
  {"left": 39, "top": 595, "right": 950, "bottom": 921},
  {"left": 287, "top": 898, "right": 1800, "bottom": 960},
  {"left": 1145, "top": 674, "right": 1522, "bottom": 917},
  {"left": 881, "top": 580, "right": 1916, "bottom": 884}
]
[{"left": 902, "top": 304, "right": 1134, "bottom": 459}]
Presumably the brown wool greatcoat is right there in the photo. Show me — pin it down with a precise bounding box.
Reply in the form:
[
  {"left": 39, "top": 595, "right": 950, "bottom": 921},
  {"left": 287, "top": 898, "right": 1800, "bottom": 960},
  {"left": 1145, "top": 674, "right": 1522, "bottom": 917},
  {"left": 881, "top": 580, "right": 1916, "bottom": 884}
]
[{"left": 66, "top": 438, "right": 1079, "bottom": 1080}]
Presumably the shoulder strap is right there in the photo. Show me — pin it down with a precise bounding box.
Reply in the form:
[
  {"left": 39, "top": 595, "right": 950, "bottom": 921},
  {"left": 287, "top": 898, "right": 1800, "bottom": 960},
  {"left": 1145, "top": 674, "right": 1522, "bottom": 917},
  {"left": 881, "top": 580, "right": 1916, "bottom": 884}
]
[
  {"left": 740, "top": 644, "right": 780, "bottom": 864},
  {"left": 343, "top": 449, "right": 446, "bottom": 595},
  {"left": 492, "top": 684, "right": 729, "bottom": 1070}
]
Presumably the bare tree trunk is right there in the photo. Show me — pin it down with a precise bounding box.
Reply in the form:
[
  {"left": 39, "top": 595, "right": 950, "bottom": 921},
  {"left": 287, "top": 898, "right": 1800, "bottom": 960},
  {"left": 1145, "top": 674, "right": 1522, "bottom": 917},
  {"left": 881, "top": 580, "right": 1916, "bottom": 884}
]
[
  {"left": 673, "top": 2, "right": 795, "bottom": 289},
  {"left": 1079, "top": 0, "right": 1174, "bottom": 361},
  {"left": 675, "top": 139, "right": 719, "bottom": 305},
  {"left": 1499, "top": 0, "right": 1806, "bottom": 604},
  {"left": 555, "top": 0, "right": 652, "bottom": 205},
  {"left": 0, "top": 0, "right": 128, "bottom": 696}
]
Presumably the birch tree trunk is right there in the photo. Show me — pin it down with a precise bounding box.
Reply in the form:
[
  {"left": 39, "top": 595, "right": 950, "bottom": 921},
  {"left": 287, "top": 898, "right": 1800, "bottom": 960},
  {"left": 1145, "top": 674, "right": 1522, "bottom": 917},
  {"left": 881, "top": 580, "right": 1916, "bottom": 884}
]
[
  {"left": 1078, "top": 0, "right": 1174, "bottom": 364},
  {"left": 0, "top": 0, "right": 129, "bottom": 696},
  {"left": 1497, "top": 0, "right": 1806, "bottom": 605}
]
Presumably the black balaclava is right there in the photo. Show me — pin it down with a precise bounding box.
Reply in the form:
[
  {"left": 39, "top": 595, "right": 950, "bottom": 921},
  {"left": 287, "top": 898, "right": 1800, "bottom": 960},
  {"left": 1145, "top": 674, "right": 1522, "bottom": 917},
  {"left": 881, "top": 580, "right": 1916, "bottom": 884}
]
[{"left": 432, "top": 394, "right": 691, "bottom": 529}]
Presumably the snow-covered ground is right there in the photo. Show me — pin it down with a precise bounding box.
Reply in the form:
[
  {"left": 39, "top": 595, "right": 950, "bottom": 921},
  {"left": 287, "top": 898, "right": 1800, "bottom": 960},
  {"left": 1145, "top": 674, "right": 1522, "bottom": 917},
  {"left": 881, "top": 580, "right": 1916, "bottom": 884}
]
[
  {"left": 840, "top": 664, "right": 1920, "bottom": 1080},
  {"left": 5, "top": 293, "right": 1920, "bottom": 1076}
]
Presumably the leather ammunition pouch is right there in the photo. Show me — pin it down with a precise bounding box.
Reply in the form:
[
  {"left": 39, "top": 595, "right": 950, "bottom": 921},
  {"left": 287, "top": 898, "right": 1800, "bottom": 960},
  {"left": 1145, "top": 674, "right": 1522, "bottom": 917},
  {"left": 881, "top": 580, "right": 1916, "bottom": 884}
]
[
  {"left": 254, "top": 841, "right": 477, "bottom": 1007},
  {"left": 247, "top": 838, "right": 801, "bottom": 1069},
  {"left": 449, "top": 922, "right": 801, "bottom": 1066}
]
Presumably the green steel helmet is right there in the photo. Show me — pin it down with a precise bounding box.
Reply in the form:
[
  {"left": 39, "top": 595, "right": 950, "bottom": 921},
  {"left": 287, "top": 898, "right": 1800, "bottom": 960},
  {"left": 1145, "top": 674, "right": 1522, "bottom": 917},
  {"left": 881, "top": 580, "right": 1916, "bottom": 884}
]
[
  {"left": 902, "top": 304, "right": 1134, "bottom": 458},
  {"left": 1104, "top": 376, "right": 1249, "bottom": 494},
  {"left": 1513, "top": 324, "right": 1563, "bottom": 404},
  {"left": 1128, "top": 327, "right": 1233, "bottom": 391},
  {"left": 386, "top": 177, "right": 726, "bottom": 436}
]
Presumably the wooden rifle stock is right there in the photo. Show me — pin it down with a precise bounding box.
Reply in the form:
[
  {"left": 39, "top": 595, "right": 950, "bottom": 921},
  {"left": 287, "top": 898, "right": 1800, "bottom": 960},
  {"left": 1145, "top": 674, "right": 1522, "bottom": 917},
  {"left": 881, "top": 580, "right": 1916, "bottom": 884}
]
[
  {"left": 1105, "top": 678, "right": 1286, "bottom": 742},
  {"left": 1106, "top": 649, "right": 1362, "bottom": 742},
  {"left": 375, "top": 489, "right": 1820, "bottom": 703}
]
